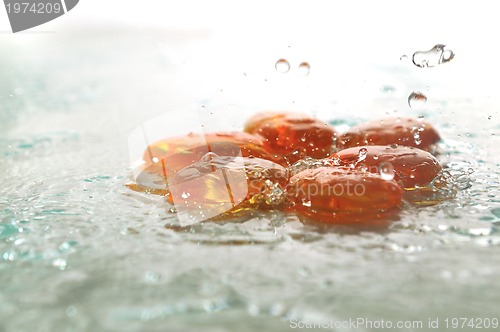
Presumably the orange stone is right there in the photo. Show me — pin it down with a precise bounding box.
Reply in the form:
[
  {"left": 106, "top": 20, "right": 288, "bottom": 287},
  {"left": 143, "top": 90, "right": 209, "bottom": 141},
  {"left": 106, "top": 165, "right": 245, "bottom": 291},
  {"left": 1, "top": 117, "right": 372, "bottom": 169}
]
[
  {"left": 243, "top": 112, "right": 337, "bottom": 165},
  {"left": 338, "top": 117, "right": 440, "bottom": 152},
  {"left": 286, "top": 167, "right": 403, "bottom": 224},
  {"left": 333, "top": 145, "right": 442, "bottom": 189},
  {"left": 134, "top": 132, "right": 278, "bottom": 193},
  {"left": 170, "top": 155, "right": 289, "bottom": 221}
]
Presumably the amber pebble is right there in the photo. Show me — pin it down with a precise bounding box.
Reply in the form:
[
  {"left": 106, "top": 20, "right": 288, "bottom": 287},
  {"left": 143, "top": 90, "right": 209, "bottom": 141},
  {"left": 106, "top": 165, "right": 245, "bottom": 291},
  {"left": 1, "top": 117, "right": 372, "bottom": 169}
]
[
  {"left": 333, "top": 145, "right": 442, "bottom": 189},
  {"left": 170, "top": 155, "right": 289, "bottom": 222},
  {"left": 243, "top": 111, "right": 337, "bottom": 165},
  {"left": 134, "top": 132, "right": 277, "bottom": 192},
  {"left": 338, "top": 117, "right": 440, "bottom": 152},
  {"left": 287, "top": 167, "right": 403, "bottom": 224}
]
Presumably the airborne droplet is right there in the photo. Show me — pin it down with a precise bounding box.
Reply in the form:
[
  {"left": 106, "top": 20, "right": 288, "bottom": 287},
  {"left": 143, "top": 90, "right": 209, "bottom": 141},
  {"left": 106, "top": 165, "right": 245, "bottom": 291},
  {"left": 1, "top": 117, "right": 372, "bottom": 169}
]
[
  {"left": 275, "top": 59, "right": 290, "bottom": 73},
  {"left": 298, "top": 62, "right": 310, "bottom": 76},
  {"left": 412, "top": 44, "right": 455, "bottom": 68},
  {"left": 408, "top": 91, "right": 427, "bottom": 108}
]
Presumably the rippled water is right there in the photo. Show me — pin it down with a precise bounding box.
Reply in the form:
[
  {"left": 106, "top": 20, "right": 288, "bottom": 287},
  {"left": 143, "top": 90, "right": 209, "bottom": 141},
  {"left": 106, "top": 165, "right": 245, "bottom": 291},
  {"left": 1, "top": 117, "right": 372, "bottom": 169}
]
[{"left": 1, "top": 29, "right": 500, "bottom": 332}]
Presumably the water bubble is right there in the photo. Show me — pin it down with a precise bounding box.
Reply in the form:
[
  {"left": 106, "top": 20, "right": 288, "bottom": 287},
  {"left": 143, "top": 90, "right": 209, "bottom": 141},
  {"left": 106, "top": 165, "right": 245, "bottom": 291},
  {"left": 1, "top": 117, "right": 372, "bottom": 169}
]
[
  {"left": 379, "top": 162, "right": 395, "bottom": 180},
  {"left": 200, "top": 152, "right": 219, "bottom": 162},
  {"left": 262, "top": 180, "right": 285, "bottom": 206},
  {"left": 144, "top": 271, "right": 161, "bottom": 283},
  {"left": 400, "top": 55, "right": 408, "bottom": 61},
  {"left": 380, "top": 85, "right": 396, "bottom": 94},
  {"left": 302, "top": 200, "right": 312, "bottom": 207},
  {"left": 290, "top": 157, "right": 339, "bottom": 175},
  {"left": 488, "top": 115, "right": 492, "bottom": 120},
  {"left": 442, "top": 50, "right": 454, "bottom": 61},
  {"left": 275, "top": 59, "right": 290, "bottom": 73},
  {"left": 358, "top": 148, "right": 368, "bottom": 162},
  {"left": 152, "top": 157, "right": 159, "bottom": 163},
  {"left": 412, "top": 44, "right": 455, "bottom": 68},
  {"left": 408, "top": 91, "right": 427, "bottom": 108},
  {"left": 52, "top": 258, "right": 67, "bottom": 270},
  {"left": 298, "top": 62, "right": 310, "bottom": 76},
  {"left": 413, "top": 132, "right": 422, "bottom": 145},
  {"left": 65, "top": 306, "right": 78, "bottom": 317},
  {"left": 181, "top": 192, "right": 190, "bottom": 199}
]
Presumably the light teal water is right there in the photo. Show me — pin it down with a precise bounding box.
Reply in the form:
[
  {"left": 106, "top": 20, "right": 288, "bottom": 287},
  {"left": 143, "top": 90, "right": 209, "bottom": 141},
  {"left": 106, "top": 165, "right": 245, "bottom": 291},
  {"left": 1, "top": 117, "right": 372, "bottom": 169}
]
[{"left": 1, "top": 29, "right": 500, "bottom": 332}]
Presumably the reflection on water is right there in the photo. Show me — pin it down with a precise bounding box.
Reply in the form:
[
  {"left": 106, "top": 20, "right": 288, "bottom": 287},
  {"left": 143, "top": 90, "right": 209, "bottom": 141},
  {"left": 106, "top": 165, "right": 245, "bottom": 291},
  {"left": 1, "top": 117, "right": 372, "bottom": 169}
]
[{"left": 1, "top": 29, "right": 499, "bottom": 331}]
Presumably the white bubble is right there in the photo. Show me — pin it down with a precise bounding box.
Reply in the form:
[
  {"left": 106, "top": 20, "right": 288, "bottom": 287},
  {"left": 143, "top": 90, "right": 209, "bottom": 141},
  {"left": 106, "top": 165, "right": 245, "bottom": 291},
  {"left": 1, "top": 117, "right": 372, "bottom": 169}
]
[
  {"left": 275, "top": 59, "right": 290, "bottom": 73},
  {"left": 298, "top": 62, "right": 310, "bottom": 76},
  {"left": 379, "top": 162, "right": 395, "bottom": 180}
]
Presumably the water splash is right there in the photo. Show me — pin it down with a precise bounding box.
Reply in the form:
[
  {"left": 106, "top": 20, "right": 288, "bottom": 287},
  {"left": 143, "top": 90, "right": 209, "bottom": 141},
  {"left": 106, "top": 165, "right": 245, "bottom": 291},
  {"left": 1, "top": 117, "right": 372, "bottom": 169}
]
[
  {"left": 412, "top": 44, "right": 455, "bottom": 68},
  {"left": 289, "top": 157, "right": 339, "bottom": 176}
]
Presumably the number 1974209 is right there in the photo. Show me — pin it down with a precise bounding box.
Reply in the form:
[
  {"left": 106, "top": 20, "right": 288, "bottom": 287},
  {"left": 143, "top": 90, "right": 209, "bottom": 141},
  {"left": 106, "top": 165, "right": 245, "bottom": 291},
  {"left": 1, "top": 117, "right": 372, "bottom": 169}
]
[{"left": 6, "top": 2, "right": 62, "bottom": 14}]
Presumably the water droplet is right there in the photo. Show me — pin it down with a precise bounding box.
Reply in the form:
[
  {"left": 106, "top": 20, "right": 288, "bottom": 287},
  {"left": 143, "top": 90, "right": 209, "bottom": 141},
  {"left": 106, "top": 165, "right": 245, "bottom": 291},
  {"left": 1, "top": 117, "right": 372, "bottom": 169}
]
[
  {"left": 412, "top": 44, "right": 455, "bottom": 68},
  {"left": 65, "top": 306, "right": 78, "bottom": 317},
  {"left": 408, "top": 91, "right": 427, "bottom": 108},
  {"left": 379, "top": 162, "right": 395, "bottom": 180},
  {"left": 380, "top": 85, "right": 395, "bottom": 94},
  {"left": 200, "top": 152, "right": 219, "bottom": 162},
  {"left": 400, "top": 55, "right": 408, "bottom": 61},
  {"left": 275, "top": 59, "right": 290, "bottom": 73},
  {"left": 144, "top": 271, "right": 161, "bottom": 283},
  {"left": 52, "top": 258, "right": 67, "bottom": 270},
  {"left": 298, "top": 266, "right": 312, "bottom": 277},
  {"left": 302, "top": 200, "right": 312, "bottom": 207},
  {"left": 298, "top": 62, "right": 310, "bottom": 76},
  {"left": 442, "top": 50, "right": 454, "bottom": 61},
  {"left": 413, "top": 133, "right": 422, "bottom": 145},
  {"left": 488, "top": 115, "right": 492, "bottom": 120},
  {"left": 358, "top": 148, "right": 368, "bottom": 162},
  {"left": 181, "top": 192, "right": 190, "bottom": 199},
  {"left": 152, "top": 157, "right": 159, "bottom": 163}
]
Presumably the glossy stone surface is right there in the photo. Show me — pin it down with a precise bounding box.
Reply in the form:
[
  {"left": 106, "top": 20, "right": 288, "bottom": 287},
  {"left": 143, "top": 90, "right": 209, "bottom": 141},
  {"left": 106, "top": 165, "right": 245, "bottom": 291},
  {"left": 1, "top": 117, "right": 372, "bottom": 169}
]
[
  {"left": 244, "top": 112, "right": 337, "bottom": 165},
  {"left": 338, "top": 117, "right": 440, "bottom": 152},
  {"left": 332, "top": 145, "right": 442, "bottom": 189},
  {"left": 287, "top": 167, "right": 403, "bottom": 224}
]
